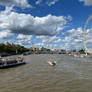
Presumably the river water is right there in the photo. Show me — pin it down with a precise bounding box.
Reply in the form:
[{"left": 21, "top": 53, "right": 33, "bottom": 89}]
[{"left": 0, "top": 54, "right": 92, "bottom": 92}]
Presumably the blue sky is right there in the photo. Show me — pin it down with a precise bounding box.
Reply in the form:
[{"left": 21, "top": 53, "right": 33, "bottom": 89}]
[{"left": 0, "top": 0, "right": 92, "bottom": 50}]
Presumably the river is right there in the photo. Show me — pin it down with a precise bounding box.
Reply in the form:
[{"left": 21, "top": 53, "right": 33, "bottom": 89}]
[{"left": 0, "top": 54, "right": 92, "bottom": 92}]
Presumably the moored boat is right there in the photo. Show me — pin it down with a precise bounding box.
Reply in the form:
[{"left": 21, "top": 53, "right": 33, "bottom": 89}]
[{"left": 0, "top": 57, "right": 26, "bottom": 69}]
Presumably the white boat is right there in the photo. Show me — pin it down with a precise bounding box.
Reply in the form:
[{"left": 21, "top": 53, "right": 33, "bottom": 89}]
[
  {"left": 48, "top": 61, "right": 56, "bottom": 66},
  {"left": 0, "top": 57, "right": 26, "bottom": 69}
]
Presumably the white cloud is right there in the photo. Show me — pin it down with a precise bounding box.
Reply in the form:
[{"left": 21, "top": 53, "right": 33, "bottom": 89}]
[
  {"left": 62, "top": 28, "right": 83, "bottom": 49},
  {"left": 36, "top": 35, "right": 62, "bottom": 44},
  {"left": 0, "top": 30, "right": 13, "bottom": 39},
  {"left": 54, "top": 38, "right": 62, "bottom": 43},
  {"left": 46, "top": 0, "right": 59, "bottom": 6},
  {"left": 62, "top": 28, "right": 92, "bottom": 50},
  {"left": 35, "top": 0, "right": 42, "bottom": 5},
  {"left": 79, "top": 0, "right": 92, "bottom": 6},
  {"left": 35, "top": 35, "right": 63, "bottom": 49},
  {"left": 35, "top": 0, "right": 59, "bottom": 6},
  {"left": 0, "top": 9, "right": 70, "bottom": 36},
  {"left": 32, "top": 43, "right": 44, "bottom": 48},
  {"left": 16, "top": 34, "right": 32, "bottom": 45},
  {"left": 0, "top": 0, "right": 31, "bottom": 8}
]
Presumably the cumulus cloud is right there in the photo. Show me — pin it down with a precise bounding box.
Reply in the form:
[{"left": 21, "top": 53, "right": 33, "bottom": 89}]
[
  {"left": 0, "top": 30, "right": 13, "bottom": 39},
  {"left": 35, "top": 0, "right": 42, "bottom": 5},
  {"left": 0, "top": 9, "right": 70, "bottom": 36},
  {"left": 36, "top": 35, "right": 62, "bottom": 44},
  {"left": 79, "top": 0, "right": 92, "bottom": 6},
  {"left": 35, "top": 35, "right": 63, "bottom": 49},
  {"left": 46, "top": 0, "right": 59, "bottom": 6},
  {"left": 0, "top": 0, "right": 31, "bottom": 8},
  {"left": 35, "top": 0, "right": 59, "bottom": 6},
  {"left": 62, "top": 28, "right": 83, "bottom": 49},
  {"left": 61, "top": 28, "right": 92, "bottom": 50},
  {"left": 16, "top": 34, "right": 32, "bottom": 45},
  {"left": 32, "top": 43, "right": 44, "bottom": 48},
  {"left": 54, "top": 38, "right": 62, "bottom": 43},
  {"left": 47, "top": 44, "right": 60, "bottom": 49}
]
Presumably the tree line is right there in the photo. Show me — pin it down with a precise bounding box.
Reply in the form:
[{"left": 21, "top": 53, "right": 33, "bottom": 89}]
[{"left": 0, "top": 43, "right": 29, "bottom": 55}]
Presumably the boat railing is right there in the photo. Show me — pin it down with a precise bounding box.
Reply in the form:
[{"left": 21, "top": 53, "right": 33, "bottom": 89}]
[{"left": 0, "top": 57, "right": 24, "bottom": 66}]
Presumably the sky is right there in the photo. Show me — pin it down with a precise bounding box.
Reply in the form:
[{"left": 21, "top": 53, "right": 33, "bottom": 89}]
[{"left": 0, "top": 0, "right": 92, "bottom": 50}]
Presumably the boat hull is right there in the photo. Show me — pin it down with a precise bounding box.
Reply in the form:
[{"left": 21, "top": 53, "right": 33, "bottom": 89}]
[{"left": 0, "top": 62, "right": 26, "bottom": 69}]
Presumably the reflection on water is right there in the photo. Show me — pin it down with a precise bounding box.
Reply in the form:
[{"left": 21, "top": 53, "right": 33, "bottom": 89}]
[{"left": 0, "top": 54, "right": 92, "bottom": 92}]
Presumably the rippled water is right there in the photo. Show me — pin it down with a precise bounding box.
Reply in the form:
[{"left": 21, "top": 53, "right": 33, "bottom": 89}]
[{"left": 0, "top": 54, "right": 92, "bottom": 92}]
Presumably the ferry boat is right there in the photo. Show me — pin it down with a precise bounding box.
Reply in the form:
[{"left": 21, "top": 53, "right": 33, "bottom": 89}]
[{"left": 0, "top": 57, "right": 26, "bottom": 69}]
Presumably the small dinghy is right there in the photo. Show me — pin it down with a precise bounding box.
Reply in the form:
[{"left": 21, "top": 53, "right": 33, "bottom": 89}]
[
  {"left": 0, "top": 57, "right": 26, "bottom": 69},
  {"left": 48, "top": 61, "right": 56, "bottom": 66}
]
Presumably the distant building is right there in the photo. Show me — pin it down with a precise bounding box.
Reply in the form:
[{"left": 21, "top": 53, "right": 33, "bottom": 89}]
[{"left": 86, "top": 49, "right": 92, "bottom": 54}]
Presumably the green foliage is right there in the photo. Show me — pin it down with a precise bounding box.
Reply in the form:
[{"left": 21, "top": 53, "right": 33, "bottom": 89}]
[{"left": 0, "top": 43, "right": 29, "bottom": 55}]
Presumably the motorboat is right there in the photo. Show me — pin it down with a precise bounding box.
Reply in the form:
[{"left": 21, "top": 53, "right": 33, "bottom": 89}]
[
  {"left": 48, "top": 61, "right": 56, "bottom": 66},
  {"left": 0, "top": 57, "right": 26, "bottom": 69}
]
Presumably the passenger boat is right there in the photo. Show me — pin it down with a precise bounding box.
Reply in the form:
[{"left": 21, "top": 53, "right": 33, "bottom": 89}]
[{"left": 0, "top": 57, "right": 26, "bottom": 69}]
